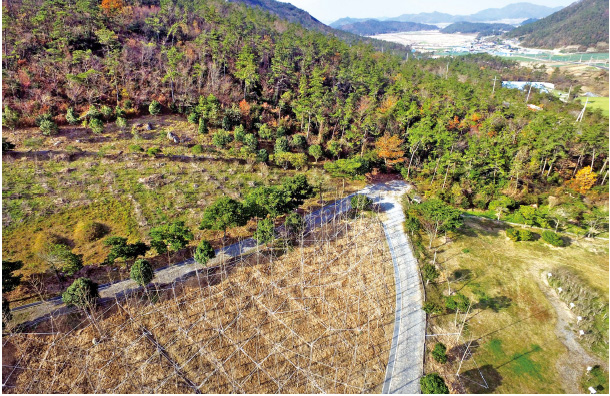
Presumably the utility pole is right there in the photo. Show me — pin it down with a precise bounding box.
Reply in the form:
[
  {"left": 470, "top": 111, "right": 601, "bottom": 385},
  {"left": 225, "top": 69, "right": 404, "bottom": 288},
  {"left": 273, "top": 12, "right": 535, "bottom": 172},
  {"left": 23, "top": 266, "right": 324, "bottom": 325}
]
[
  {"left": 492, "top": 76, "right": 498, "bottom": 95},
  {"left": 445, "top": 62, "right": 449, "bottom": 79},
  {"left": 525, "top": 83, "right": 532, "bottom": 103},
  {"left": 576, "top": 97, "right": 589, "bottom": 122}
]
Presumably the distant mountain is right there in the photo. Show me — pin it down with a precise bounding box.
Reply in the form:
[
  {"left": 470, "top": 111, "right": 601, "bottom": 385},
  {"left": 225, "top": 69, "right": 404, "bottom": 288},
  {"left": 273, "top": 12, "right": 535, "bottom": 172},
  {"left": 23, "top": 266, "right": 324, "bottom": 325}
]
[
  {"left": 506, "top": 0, "right": 609, "bottom": 48},
  {"left": 337, "top": 20, "right": 438, "bottom": 36},
  {"left": 329, "top": 17, "right": 374, "bottom": 28},
  {"left": 330, "top": 2, "right": 563, "bottom": 25},
  {"left": 441, "top": 22, "right": 516, "bottom": 35},
  {"left": 386, "top": 11, "right": 459, "bottom": 24},
  {"left": 467, "top": 3, "right": 563, "bottom": 21},
  {"left": 228, "top": 0, "right": 412, "bottom": 57}
]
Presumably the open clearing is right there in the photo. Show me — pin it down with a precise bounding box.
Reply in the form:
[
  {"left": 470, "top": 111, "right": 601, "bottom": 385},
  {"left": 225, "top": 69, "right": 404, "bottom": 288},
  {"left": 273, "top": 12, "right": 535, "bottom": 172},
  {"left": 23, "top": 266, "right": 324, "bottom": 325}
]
[
  {"left": 2, "top": 215, "right": 396, "bottom": 393},
  {"left": 577, "top": 97, "right": 610, "bottom": 117},
  {"left": 421, "top": 217, "right": 609, "bottom": 394}
]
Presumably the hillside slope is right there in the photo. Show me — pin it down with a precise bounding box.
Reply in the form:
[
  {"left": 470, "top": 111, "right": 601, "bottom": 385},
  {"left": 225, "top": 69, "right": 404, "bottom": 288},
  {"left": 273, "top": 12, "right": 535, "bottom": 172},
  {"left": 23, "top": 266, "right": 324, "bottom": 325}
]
[
  {"left": 337, "top": 20, "right": 437, "bottom": 36},
  {"left": 228, "top": 0, "right": 411, "bottom": 56},
  {"left": 506, "top": 0, "right": 609, "bottom": 48}
]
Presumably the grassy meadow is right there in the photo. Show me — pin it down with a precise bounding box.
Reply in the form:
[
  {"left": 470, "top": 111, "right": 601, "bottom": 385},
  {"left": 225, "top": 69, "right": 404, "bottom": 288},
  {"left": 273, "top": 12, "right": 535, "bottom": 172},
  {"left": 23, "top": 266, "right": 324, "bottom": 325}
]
[{"left": 419, "top": 216, "right": 609, "bottom": 393}]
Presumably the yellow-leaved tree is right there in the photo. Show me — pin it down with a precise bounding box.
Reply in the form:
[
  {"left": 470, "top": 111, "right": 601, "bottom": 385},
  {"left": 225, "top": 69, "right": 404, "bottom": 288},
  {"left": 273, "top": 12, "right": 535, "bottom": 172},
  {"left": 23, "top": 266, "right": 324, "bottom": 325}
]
[
  {"left": 375, "top": 135, "right": 405, "bottom": 169},
  {"left": 568, "top": 166, "right": 597, "bottom": 193}
]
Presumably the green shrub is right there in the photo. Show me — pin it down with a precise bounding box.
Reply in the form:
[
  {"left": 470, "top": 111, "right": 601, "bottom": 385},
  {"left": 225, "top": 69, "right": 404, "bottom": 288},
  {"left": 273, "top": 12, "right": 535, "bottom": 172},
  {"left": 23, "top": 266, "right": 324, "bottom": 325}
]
[
  {"left": 149, "top": 100, "right": 161, "bottom": 115},
  {"left": 420, "top": 373, "right": 449, "bottom": 394},
  {"left": 445, "top": 293, "right": 470, "bottom": 311},
  {"left": 254, "top": 218, "right": 275, "bottom": 244},
  {"left": 506, "top": 228, "right": 520, "bottom": 241},
  {"left": 291, "top": 134, "right": 308, "bottom": 150},
  {"left": 130, "top": 259, "right": 154, "bottom": 287},
  {"left": 2, "top": 105, "right": 19, "bottom": 130},
  {"left": 350, "top": 194, "right": 373, "bottom": 211},
  {"left": 86, "top": 106, "right": 101, "bottom": 120},
  {"left": 423, "top": 301, "right": 443, "bottom": 315},
  {"left": 542, "top": 230, "right": 564, "bottom": 247},
  {"left": 284, "top": 212, "right": 305, "bottom": 238},
  {"left": 212, "top": 130, "right": 233, "bottom": 149},
  {"left": 518, "top": 229, "right": 534, "bottom": 241},
  {"left": 89, "top": 118, "right": 104, "bottom": 134},
  {"left": 244, "top": 133, "right": 258, "bottom": 151},
  {"left": 146, "top": 147, "right": 161, "bottom": 157},
  {"left": 191, "top": 144, "right": 204, "bottom": 154},
  {"left": 308, "top": 144, "right": 323, "bottom": 162},
  {"left": 62, "top": 278, "right": 99, "bottom": 308},
  {"left": 114, "top": 106, "right": 126, "bottom": 118},
  {"left": 422, "top": 264, "right": 440, "bottom": 282},
  {"left": 101, "top": 105, "right": 113, "bottom": 119},
  {"left": 256, "top": 149, "right": 268, "bottom": 163},
  {"left": 258, "top": 124, "right": 273, "bottom": 139},
  {"left": 194, "top": 240, "right": 215, "bottom": 266},
  {"left": 187, "top": 112, "right": 199, "bottom": 124},
  {"left": 462, "top": 248, "right": 470, "bottom": 253},
  {"left": 39, "top": 118, "right": 58, "bottom": 136},
  {"left": 116, "top": 116, "right": 127, "bottom": 129},
  {"left": 432, "top": 343, "right": 448, "bottom": 364},
  {"left": 276, "top": 125, "right": 286, "bottom": 138},
  {"left": 234, "top": 125, "right": 246, "bottom": 142},
  {"left": 66, "top": 107, "right": 79, "bottom": 125},
  {"left": 129, "top": 144, "right": 143, "bottom": 153},
  {"left": 274, "top": 136, "right": 289, "bottom": 154}
]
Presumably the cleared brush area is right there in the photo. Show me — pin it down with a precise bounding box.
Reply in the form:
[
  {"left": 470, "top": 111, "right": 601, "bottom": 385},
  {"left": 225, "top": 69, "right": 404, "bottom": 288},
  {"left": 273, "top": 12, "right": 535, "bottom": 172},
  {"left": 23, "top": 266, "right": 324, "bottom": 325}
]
[
  {"left": 2, "top": 214, "right": 395, "bottom": 393},
  {"left": 2, "top": 116, "right": 364, "bottom": 277}
]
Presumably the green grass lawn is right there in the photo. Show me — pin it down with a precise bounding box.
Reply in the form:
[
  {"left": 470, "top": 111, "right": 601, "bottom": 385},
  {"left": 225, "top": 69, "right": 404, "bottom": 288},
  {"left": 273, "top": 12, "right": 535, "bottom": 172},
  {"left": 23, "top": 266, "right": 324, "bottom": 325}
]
[
  {"left": 577, "top": 96, "right": 610, "bottom": 117},
  {"left": 421, "top": 217, "right": 609, "bottom": 393}
]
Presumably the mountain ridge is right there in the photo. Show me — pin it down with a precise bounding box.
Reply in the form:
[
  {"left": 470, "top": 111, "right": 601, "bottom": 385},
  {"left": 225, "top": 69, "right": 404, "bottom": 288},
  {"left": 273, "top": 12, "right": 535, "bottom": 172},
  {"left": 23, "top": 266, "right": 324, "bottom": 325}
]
[
  {"left": 506, "top": 0, "right": 609, "bottom": 48},
  {"left": 330, "top": 2, "right": 563, "bottom": 26},
  {"left": 337, "top": 20, "right": 438, "bottom": 36}
]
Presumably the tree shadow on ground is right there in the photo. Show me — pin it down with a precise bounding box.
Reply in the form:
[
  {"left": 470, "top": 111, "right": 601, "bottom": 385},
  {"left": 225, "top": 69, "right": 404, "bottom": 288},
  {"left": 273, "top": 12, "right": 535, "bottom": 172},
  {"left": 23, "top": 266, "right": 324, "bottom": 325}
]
[
  {"left": 474, "top": 295, "right": 512, "bottom": 313},
  {"left": 448, "top": 340, "right": 480, "bottom": 364},
  {"left": 459, "top": 364, "right": 503, "bottom": 393}
]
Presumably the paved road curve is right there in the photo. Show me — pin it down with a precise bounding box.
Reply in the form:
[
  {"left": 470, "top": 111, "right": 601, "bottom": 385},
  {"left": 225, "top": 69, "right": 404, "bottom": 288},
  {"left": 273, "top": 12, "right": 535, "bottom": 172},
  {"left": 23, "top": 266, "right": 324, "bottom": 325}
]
[{"left": 11, "top": 181, "right": 426, "bottom": 394}]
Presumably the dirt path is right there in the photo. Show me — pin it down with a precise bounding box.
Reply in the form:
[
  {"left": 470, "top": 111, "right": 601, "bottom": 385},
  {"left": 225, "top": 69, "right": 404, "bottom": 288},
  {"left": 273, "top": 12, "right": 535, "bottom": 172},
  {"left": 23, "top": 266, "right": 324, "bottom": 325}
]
[{"left": 535, "top": 271, "right": 607, "bottom": 393}]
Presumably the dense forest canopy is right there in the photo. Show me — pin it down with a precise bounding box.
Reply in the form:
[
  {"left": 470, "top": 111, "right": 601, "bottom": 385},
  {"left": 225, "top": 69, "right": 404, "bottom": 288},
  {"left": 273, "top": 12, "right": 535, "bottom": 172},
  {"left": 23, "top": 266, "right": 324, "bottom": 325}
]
[{"left": 1, "top": 0, "right": 608, "bottom": 213}]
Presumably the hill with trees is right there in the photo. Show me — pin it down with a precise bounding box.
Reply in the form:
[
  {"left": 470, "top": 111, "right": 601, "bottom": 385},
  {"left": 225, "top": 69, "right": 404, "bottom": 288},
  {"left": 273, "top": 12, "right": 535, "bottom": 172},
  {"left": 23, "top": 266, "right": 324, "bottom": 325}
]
[
  {"left": 2, "top": 0, "right": 608, "bottom": 321},
  {"left": 506, "top": 0, "right": 609, "bottom": 49},
  {"left": 441, "top": 22, "right": 515, "bottom": 35},
  {"left": 228, "top": 0, "right": 412, "bottom": 56},
  {"left": 337, "top": 20, "right": 438, "bottom": 36}
]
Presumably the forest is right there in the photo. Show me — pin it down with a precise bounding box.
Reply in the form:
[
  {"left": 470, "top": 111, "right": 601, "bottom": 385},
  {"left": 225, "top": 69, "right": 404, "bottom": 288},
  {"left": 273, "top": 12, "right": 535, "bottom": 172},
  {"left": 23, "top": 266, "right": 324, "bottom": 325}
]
[{"left": 2, "top": 0, "right": 609, "bottom": 266}]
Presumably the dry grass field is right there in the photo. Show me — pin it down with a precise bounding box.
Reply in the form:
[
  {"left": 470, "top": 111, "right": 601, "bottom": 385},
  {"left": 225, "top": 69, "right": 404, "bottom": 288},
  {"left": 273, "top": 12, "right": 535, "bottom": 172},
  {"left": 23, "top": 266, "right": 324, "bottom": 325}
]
[{"left": 2, "top": 215, "right": 395, "bottom": 393}]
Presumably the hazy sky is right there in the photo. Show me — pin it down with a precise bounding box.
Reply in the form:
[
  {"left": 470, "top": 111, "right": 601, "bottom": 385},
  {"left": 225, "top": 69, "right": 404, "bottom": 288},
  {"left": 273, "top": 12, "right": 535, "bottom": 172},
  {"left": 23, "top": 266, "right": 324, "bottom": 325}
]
[{"left": 283, "top": 0, "right": 576, "bottom": 23}]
